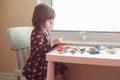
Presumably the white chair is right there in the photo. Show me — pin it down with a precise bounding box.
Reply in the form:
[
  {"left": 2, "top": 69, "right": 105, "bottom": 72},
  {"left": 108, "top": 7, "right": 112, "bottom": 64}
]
[{"left": 7, "top": 26, "right": 34, "bottom": 80}]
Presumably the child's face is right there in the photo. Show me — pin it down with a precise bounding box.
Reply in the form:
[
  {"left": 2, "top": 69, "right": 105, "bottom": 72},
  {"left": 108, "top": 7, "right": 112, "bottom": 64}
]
[{"left": 44, "top": 19, "right": 54, "bottom": 30}]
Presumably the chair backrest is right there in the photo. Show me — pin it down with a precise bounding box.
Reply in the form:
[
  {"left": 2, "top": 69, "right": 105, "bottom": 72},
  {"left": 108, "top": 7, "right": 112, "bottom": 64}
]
[{"left": 7, "top": 26, "right": 33, "bottom": 70}]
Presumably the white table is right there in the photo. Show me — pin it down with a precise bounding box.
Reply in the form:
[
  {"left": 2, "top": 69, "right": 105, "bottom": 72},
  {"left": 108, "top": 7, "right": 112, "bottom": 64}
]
[{"left": 46, "top": 46, "right": 120, "bottom": 80}]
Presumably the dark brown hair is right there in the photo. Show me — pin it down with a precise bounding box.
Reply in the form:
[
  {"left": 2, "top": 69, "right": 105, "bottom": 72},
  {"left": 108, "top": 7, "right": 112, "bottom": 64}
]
[{"left": 32, "top": 3, "right": 55, "bottom": 31}]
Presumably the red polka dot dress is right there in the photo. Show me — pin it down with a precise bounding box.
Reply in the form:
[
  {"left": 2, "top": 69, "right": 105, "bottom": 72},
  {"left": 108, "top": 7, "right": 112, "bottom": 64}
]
[{"left": 22, "top": 29, "right": 68, "bottom": 80}]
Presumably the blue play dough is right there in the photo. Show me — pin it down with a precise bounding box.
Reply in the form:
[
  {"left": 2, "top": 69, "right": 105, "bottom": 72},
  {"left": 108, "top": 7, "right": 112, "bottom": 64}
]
[{"left": 107, "top": 45, "right": 115, "bottom": 49}]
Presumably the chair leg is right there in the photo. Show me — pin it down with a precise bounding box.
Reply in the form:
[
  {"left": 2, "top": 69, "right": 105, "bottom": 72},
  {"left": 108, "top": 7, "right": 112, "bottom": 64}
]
[{"left": 17, "top": 76, "right": 20, "bottom": 80}]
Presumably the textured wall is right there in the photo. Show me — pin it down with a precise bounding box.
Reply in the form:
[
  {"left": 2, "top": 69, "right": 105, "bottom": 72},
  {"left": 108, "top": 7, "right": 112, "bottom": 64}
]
[{"left": 0, "top": 0, "right": 36, "bottom": 73}]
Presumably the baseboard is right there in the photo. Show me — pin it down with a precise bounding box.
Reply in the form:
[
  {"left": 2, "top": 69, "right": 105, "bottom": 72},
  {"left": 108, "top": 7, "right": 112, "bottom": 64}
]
[{"left": 0, "top": 73, "right": 26, "bottom": 80}]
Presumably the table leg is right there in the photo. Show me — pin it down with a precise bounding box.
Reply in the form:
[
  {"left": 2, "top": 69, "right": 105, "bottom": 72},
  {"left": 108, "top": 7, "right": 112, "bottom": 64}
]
[{"left": 47, "top": 61, "right": 55, "bottom": 80}]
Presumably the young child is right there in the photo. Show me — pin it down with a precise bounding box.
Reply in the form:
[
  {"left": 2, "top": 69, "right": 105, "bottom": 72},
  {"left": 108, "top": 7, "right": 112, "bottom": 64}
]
[{"left": 22, "top": 3, "right": 68, "bottom": 80}]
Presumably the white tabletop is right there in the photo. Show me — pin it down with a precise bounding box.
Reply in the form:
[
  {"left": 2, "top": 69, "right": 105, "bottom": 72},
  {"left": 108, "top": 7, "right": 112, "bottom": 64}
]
[{"left": 46, "top": 46, "right": 120, "bottom": 67}]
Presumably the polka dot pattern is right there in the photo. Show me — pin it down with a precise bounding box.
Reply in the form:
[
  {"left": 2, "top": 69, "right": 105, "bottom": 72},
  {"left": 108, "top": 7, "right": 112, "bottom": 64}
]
[{"left": 22, "top": 29, "right": 68, "bottom": 80}]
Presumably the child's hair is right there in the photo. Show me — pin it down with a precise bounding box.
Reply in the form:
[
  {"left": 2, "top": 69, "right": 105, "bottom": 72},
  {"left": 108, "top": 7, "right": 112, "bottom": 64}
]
[{"left": 32, "top": 3, "right": 55, "bottom": 30}]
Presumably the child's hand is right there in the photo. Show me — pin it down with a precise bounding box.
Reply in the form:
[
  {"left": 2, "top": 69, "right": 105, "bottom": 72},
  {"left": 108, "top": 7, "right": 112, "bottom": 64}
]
[
  {"left": 54, "top": 35, "right": 63, "bottom": 44},
  {"left": 57, "top": 35, "right": 63, "bottom": 42},
  {"left": 50, "top": 36, "right": 63, "bottom": 47}
]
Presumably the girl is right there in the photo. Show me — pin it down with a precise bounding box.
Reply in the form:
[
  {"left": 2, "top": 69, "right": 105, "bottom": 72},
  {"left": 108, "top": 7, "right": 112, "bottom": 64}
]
[{"left": 22, "top": 3, "right": 68, "bottom": 80}]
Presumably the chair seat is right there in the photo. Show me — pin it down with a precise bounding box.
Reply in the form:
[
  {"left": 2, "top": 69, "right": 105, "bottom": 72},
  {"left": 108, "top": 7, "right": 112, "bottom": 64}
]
[{"left": 14, "top": 69, "right": 23, "bottom": 77}]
